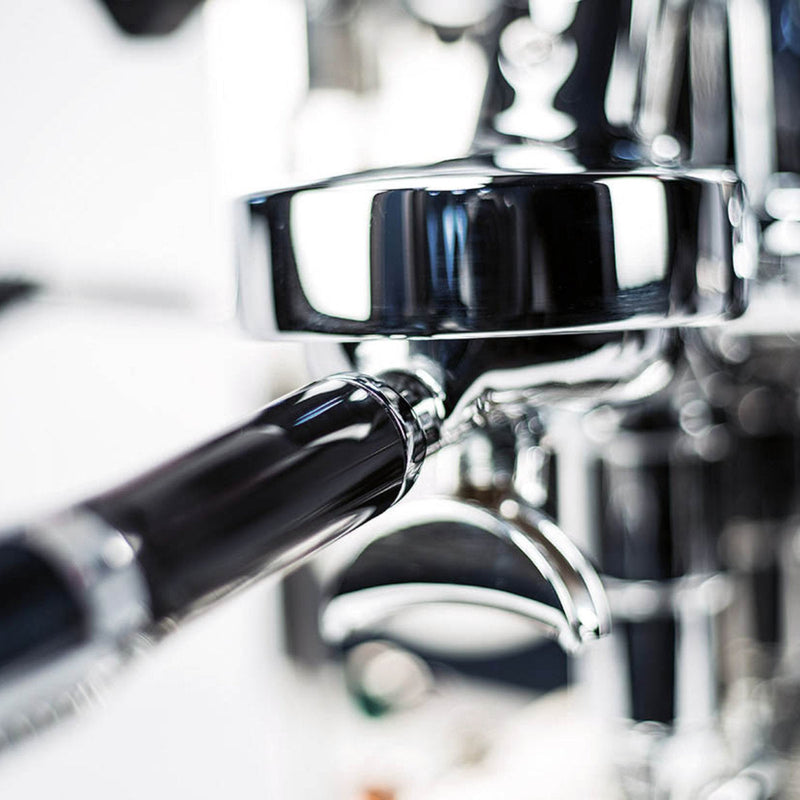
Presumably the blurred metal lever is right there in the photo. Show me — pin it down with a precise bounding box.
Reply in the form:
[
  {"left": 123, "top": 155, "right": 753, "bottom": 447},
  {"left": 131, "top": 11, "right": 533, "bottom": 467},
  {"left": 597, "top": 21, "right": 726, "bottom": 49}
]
[{"left": 322, "top": 496, "right": 610, "bottom": 655}]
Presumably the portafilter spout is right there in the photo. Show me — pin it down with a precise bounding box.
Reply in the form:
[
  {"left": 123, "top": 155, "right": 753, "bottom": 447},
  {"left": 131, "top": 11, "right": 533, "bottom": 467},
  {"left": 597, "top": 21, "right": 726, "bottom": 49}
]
[{"left": 321, "top": 495, "right": 610, "bottom": 657}]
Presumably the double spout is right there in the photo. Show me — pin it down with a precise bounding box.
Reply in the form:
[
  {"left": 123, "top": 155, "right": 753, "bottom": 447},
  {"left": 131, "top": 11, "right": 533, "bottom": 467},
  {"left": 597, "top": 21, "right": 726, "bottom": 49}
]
[{"left": 321, "top": 490, "right": 610, "bottom": 657}]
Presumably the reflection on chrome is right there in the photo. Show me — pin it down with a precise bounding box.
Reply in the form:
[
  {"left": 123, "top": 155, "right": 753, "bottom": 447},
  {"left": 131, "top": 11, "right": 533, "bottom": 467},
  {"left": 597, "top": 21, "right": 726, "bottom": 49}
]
[
  {"left": 242, "top": 168, "right": 746, "bottom": 338},
  {"left": 321, "top": 496, "right": 610, "bottom": 656}
]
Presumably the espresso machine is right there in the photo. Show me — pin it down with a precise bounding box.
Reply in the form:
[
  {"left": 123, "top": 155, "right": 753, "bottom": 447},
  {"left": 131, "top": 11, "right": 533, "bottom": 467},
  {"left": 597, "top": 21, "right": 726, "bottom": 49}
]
[{"left": 1, "top": 0, "right": 799, "bottom": 797}]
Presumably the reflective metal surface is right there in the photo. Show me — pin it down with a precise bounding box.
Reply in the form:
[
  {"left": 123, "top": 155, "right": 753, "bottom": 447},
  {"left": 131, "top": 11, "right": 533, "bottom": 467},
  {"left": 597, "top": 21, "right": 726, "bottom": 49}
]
[
  {"left": 242, "top": 0, "right": 800, "bottom": 796},
  {"left": 310, "top": 330, "right": 680, "bottom": 438},
  {"left": 240, "top": 165, "right": 747, "bottom": 339},
  {"left": 668, "top": 3, "right": 800, "bottom": 791},
  {"left": 322, "top": 495, "right": 609, "bottom": 656}
]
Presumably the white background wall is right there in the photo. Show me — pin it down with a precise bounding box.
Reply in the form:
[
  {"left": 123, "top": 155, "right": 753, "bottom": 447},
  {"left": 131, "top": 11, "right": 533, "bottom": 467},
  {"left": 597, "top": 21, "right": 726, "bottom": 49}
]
[
  {"left": 0, "top": 0, "right": 308, "bottom": 314},
  {"left": 0, "top": 3, "right": 303, "bottom": 797},
  {"left": 0, "top": 0, "right": 224, "bottom": 308}
]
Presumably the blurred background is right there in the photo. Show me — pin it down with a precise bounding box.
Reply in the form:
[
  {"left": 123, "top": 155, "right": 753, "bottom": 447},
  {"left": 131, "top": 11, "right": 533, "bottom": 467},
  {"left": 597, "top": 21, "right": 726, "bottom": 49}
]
[{"left": 0, "top": 2, "right": 303, "bottom": 797}]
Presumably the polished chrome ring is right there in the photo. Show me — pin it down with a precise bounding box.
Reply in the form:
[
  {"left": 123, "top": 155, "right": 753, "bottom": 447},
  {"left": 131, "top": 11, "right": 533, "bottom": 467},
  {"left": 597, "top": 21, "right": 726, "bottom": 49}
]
[
  {"left": 0, "top": 511, "right": 151, "bottom": 737},
  {"left": 238, "top": 162, "right": 749, "bottom": 340}
]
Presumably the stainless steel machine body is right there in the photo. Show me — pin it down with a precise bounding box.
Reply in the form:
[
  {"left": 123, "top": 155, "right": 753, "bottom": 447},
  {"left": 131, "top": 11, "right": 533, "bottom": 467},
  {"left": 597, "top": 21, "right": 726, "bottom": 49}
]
[{"left": 234, "top": 1, "right": 787, "bottom": 797}]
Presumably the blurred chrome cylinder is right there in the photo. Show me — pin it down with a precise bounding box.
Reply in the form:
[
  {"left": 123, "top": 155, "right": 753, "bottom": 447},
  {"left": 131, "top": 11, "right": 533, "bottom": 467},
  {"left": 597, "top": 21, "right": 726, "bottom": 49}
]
[{"left": 574, "top": 396, "right": 749, "bottom": 798}]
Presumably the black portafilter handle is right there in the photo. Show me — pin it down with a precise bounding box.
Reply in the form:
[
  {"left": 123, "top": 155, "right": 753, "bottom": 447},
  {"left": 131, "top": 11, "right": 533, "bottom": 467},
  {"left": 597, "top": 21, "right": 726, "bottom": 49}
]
[
  {"left": 87, "top": 373, "right": 435, "bottom": 618},
  {"left": 0, "top": 372, "right": 439, "bottom": 731}
]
